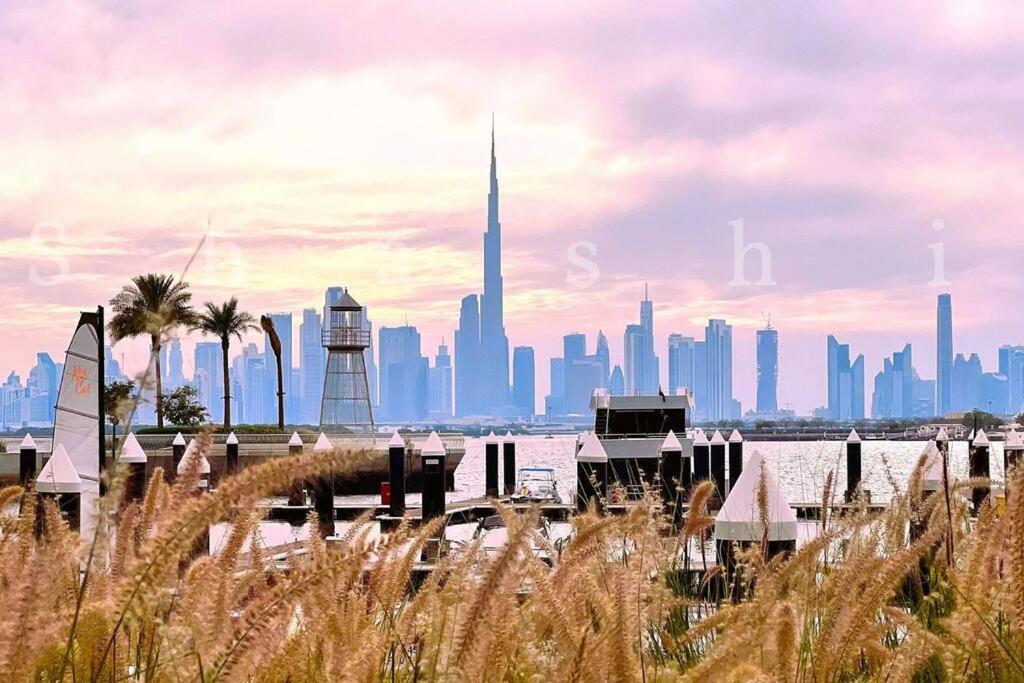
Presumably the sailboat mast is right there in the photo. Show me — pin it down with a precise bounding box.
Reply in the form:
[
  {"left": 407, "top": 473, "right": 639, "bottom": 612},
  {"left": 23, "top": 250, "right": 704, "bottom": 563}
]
[{"left": 97, "top": 305, "right": 106, "bottom": 494}]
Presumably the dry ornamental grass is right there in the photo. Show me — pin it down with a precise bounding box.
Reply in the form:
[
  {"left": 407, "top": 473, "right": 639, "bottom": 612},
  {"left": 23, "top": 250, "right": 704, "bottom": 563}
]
[{"left": 1, "top": 433, "right": 1023, "bottom": 682}]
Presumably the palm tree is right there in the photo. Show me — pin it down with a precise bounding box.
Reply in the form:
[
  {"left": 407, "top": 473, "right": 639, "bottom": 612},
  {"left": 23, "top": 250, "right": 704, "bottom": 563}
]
[
  {"left": 260, "top": 315, "right": 285, "bottom": 430},
  {"left": 108, "top": 274, "right": 196, "bottom": 429},
  {"left": 192, "top": 298, "right": 256, "bottom": 429}
]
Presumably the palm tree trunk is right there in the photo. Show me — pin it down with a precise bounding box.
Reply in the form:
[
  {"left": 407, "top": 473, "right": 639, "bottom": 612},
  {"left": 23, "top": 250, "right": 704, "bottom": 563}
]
[
  {"left": 152, "top": 334, "right": 164, "bottom": 429},
  {"left": 275, "top": 355, "right": 284, "bottom": 430},
  {"left": 221, "top": 337, "right": 231, "bottom": 429}
]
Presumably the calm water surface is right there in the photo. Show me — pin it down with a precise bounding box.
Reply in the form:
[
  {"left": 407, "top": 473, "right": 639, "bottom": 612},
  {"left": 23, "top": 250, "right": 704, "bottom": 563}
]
[{"left": 214, "top": 434, "right": 1007, "bottom": 553}]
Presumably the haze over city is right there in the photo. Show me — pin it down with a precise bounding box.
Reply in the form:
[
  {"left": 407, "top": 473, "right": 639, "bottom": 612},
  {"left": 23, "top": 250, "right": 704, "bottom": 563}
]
[{"left": 4, "top": 1, "right": 1024, "bottom": 415}]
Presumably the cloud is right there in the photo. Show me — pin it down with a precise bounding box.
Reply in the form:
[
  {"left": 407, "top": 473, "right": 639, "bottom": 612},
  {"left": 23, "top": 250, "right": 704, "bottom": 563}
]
[{"left": 3, "top": 1, "right": 1024, "bottom": 413}]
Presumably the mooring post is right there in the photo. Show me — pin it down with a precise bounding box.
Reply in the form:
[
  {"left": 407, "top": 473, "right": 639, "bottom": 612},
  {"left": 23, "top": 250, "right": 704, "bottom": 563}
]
[
  {"left": 19, "top": 433, "right": 37, "bottom": 489},
  {"left": 287, "top": 432, "right": 305, "bottom": 506},
  {"left": 420, "top": 432, "right": 447, "bottom": 523},
  {"left": 659, "top": 430, "right": 683, "bottom": 525},
  {"left": 176, "top": 446, "right": 211, "bottom": 556},
  {"left": 728, "top": 429, "right": 744, "bottom": 494},
  {"left": 484, "top": 431, "right": 499, "bottom": 498},
  {"left": 575, "top": 431, "right": 608, "bottom": 512},
  {"left": 709, "top": 430, "right": 727, "bottom": 507},
  {"left": 970, "top": 429, "right": 991, "bottom": 514},
  {"left": 1005, "top": 430, "right": 1023, "bottom": 500},
  {"left": 692, "top": 429, "right": 710, "bottom": 484},
  {"left": 35, "top": 444, "right": 82, "bottom": 535},
  {"left": 225, "top": 431, "right": 239, "bottom": 477},
  {"left": 121, "top": 432, "right": 148, "bottom": 503},
  {"left": 387, "top": 431, "right": 406, "bottom": 518},
  {"left": 312, "top": 432, "right": 335, "bottom": 539},
  {"left": 171, "top": 432, "right": 186, "bottom": 482},
  {"left": 845, "top": 429, "right": 862, "bottom": 503},
  {"left": 502, "top": 431, "right": 516, "bottom": 496}
]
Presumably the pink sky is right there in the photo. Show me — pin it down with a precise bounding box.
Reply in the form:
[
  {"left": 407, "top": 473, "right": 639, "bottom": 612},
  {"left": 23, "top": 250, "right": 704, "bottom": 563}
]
[{"left": 3, "top": 1, "right": 1024, "bottom": 413}]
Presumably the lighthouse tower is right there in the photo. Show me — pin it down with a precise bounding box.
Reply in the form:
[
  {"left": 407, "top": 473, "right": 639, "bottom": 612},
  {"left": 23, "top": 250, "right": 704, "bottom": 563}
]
[{"left": 320, "top": 289, "right": 375, "bottom": 432}]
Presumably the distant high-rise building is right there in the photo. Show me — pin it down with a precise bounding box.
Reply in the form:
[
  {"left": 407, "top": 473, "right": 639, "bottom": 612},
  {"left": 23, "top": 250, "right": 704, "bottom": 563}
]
[
  {"left": 27, "top": 352, "right": 58, "bottom": 424},
  {"left": 667, "top": 334, "right": 695, "bottom": 396},
  {"left": 951, "top": 352, "right": 982, "bottom": 414},
  {"left": 243, "top": 352, "right": 270, "bottom": 425},
  {"left": 756, "top": 326, "right": 778, "bottom": 413},
  {"left": 562, "top": 333, "right": 590, "bottom": 414},
  {"left": 936, "top": 294, "right": 953, "bottom": 417},
  {"left": 512, "top": 346, "right": 536, "bottom": 418},
  {"left": 623, "top": 285, "right": 659, "bottom": 396},
  {"left": 2, "top": 372, "right": 25, "bottom": 430},
  {"left": 428, "top": 339, "right": 453, "bottom": 419},
  {"left": 263, "top": 312, "right": 293, "bottom": 422},
  {"left": 166, "top": 336, "right": 186, "bottom": 390},
  {"left": 299, "top": 308, "right": 324, "bottom": 424},
  {"left": 609, "top": 365, "right": 625, "bottom": 396},
  {"left": 194, "top": 341, "right": 222, "bottom": 422},
  {"left": 455, "top": 294, "right": 481, "bottom": 416},
  {"left": 999, "top": 345, "right": 1024, "bottom": 415},
  {"left": 104, "top": 345, "right": 127, "bottom": 383},
  {"left": 704, "top": 320, "right": 733, "bottom": 421},
  {"left": 594, "top": 331, "right": 610, "bottom": 386},
  {"left": 826, "top": 335, "right": 865, "bottom": 420},
  {"left": 872, "top": 343, "right": 920, "bottom": 419},
  {"left": 851, "top": 355, "right": 865, "bottom": 419},
  {"left": 981, "top": 372, "right": 1009, "bottom": 415},
  {"left": 477, "top": 121, "right": 511, "bottom": 412},
  {"left": 379, "top": 325, "right": 428, "bottom": 422},
  {"left": 545, "top": 357, "right": 565, "bottom": 418}
]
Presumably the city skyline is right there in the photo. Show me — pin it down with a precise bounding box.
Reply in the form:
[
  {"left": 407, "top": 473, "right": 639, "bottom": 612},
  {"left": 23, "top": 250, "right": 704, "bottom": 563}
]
[{"left": 4, "top": 4, "right": 1024, "bottom": 414}]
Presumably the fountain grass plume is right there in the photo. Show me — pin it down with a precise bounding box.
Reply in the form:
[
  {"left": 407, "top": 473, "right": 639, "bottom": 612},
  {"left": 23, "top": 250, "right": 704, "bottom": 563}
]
[{"left": 7, "top": 433, "right": 1024, "bottom": 679}]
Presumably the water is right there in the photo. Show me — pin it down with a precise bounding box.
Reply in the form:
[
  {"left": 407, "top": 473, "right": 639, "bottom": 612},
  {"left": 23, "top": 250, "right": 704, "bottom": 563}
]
[
  {"left": 452, "top": 435, "right": 1008, "bottom": 505},
  {"left": 197, "top": 436, "right": 1021, "bottom": 553}
]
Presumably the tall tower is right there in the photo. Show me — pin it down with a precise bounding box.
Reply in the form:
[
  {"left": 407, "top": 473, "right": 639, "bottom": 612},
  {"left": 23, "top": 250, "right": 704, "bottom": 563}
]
[
  {"left": 936, "top": 293, "right": 952, "bottom": 417},
  {"left": 756, "top": 324, "right": 778, "bottom": 413},
  {"left": 478, "top": 118, "right": 511, "bottom": 410},
  {"left": 320, "top": 289, "right": 374, "bottom": 432}
]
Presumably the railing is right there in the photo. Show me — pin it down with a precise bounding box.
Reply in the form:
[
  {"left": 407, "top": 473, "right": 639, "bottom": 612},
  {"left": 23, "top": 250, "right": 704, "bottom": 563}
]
[{"left": 322, "top": 328, "right": 371, "bottom": 347}]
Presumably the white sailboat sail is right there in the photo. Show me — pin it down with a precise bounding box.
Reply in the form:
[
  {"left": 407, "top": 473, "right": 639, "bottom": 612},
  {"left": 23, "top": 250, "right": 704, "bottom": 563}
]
[{"left": 51, "top": 310, "right": 103, "bottom": 538}]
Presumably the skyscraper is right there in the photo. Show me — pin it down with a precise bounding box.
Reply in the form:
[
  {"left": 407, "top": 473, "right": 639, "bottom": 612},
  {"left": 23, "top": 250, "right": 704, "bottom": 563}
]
[
  {"left": 667, "top": 334, "right": 696, "bottom": 396},
  {"left": 455, "top": 294, "right": 481, "bottom": 416},
  {"left": 951, "top": 352, "right": 982, "bottom": 413},
  {"left": 826, "top": 335, "right": 865, "bottom": 420},
  {"left": 756, "top": 325, "right": 779, "bottom": 413},
  {"left": 378, "top": 325, "right": 428, "bottom": 422},
  {"left": 623, "top": 285, "right": 660, "bottom": 396},
  {"left": 477, "top": 121, "right": 511, "bottom": 412},
  {"left": 937, "top": 293, "right": 953, "bottom": 417},
  {"left": 428, "top": 339, "right": 453, "bottom": 419},
  {"left": 609, "top": 365, "right": 625, "bottom": 396},
  {"left": 27, "top": 353, "right": 58, "bottom": 424},
  {"left": 545, "top": 357, "right": 565, "bottom": 417},
  {"left": 512, "top": 345, "right": 535, "bottom": 418},
  {"left": 704, "top": 319, "right": 734, "bottom": 421},
  {"left": 299, "top": 308, "right": 324, "bottom": 424},
  {"left": 194, "top": 341, "right": 222, "bottom": 422},
  {"left": 563, "top": 333, "right": 587, "bottom": 412},
  {"left": 871, "top": 343, "right": 917, "bottom": 419},
  {"left": 999, "top": 345, "right": 1024, "bottom": 415},
  {"left": 594, "top": 331, "right": 610, "bottom": 386},
  {"left": 167, "top": 336, "right": 186, "bottom": 390}
]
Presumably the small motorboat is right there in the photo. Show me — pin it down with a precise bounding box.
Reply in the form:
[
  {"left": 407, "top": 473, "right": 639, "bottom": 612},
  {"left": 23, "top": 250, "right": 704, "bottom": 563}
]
[{"left": 510, "top": 467, "right": 563, "bottom": 504}]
